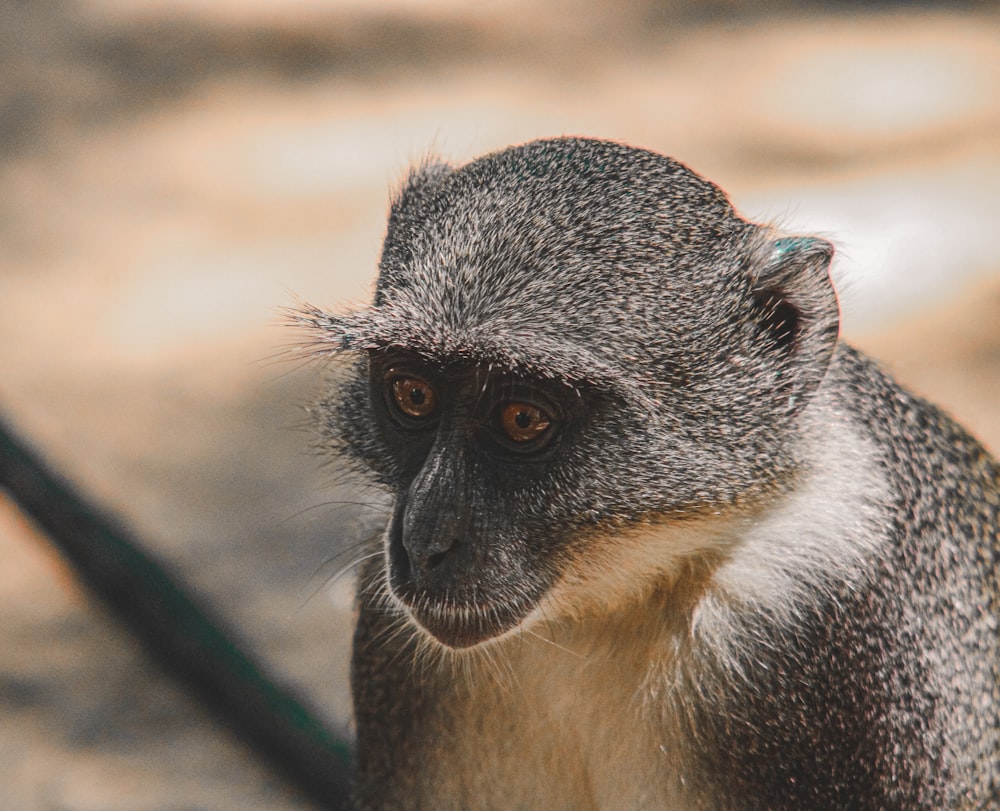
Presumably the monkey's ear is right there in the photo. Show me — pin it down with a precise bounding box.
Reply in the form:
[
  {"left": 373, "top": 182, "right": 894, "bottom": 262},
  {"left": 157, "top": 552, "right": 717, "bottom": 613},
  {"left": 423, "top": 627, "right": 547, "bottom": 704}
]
[{"left": 751, "top": 236, "right": 840, "bottom": 416}]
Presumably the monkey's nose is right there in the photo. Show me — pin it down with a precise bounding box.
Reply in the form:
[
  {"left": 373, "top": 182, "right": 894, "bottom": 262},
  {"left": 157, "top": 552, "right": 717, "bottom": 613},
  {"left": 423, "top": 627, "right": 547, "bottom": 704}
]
[
  {"left": 396, "top": 504, "right": 467, "bottom": 580},
  {"left": 403, "top": 533, "right": 456, "bottom": 575}
]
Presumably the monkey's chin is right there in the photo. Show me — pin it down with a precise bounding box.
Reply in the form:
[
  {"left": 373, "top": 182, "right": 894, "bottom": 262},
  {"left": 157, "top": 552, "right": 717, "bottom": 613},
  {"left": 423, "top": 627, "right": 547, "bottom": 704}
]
[{"left": 402, "top": 600, "right": 531, "bottom": 650}]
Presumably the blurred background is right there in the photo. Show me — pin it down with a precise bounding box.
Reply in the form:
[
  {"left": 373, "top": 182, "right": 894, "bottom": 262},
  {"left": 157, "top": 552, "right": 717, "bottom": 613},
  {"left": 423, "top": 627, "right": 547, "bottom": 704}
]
[{"left": 1, "top": 1, "right": 998, "bottom": 808}]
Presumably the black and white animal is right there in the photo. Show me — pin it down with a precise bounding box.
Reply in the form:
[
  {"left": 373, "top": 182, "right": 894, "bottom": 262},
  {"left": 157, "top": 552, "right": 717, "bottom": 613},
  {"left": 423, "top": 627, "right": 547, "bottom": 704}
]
[{"left": 297, "top": 137, "right": 999, "bottom": 810}]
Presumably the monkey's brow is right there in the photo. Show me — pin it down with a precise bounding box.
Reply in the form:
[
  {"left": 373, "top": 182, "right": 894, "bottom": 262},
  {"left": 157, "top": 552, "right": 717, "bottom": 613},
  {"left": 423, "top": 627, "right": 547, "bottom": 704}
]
[
  {"left": 377, "top": 351, "right": 589, "bottom": 397},
  {"left": 293, "top": 302, "right": 653, "bottom": 405}
]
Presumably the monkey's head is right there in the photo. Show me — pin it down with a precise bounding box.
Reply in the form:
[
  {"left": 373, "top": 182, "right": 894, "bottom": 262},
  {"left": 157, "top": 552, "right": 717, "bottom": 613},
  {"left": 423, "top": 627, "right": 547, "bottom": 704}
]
[{"left": 300, "top": 138, "right": 839, "bottom": 649}]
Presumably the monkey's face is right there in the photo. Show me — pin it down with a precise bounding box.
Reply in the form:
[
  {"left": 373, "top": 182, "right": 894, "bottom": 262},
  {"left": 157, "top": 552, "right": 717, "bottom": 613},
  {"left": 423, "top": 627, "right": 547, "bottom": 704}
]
[
  {"left": 364, "top": 351, "right": 594, "bottom": 648},
  {"left": 304, "top": 137, "right": 841, "bottom": 649}
]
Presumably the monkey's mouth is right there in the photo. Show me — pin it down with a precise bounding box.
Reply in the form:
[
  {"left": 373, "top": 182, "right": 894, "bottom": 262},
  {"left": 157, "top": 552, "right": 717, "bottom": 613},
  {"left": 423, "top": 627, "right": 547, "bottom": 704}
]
[
  {"left": 401, "top": 597, "right": 532, "bottom": 649},
  {"left": 387, "top": 547, "right": 540, "bottom": 649}
]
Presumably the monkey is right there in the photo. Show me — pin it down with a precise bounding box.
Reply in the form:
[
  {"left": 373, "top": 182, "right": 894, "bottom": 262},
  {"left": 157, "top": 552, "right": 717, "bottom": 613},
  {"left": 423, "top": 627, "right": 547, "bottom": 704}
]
[{"left": 295, "top": 137, "right": 999, "bottom": 810}]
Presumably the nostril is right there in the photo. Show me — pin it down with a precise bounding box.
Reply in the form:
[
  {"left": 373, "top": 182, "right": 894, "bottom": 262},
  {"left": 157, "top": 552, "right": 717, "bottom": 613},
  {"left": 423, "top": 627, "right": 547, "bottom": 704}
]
[
  {"left": 388, "top": 513, "right": 415, "bottom": 581},
  {"left": 426, "top": 549, "right": 449, "bottom": 570}
]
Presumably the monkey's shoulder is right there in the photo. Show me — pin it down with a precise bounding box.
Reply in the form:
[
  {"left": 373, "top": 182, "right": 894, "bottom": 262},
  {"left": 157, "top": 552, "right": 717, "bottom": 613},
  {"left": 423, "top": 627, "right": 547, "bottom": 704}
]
[{"left": 828, "top": 344, "right": 998, "bottom": 552}]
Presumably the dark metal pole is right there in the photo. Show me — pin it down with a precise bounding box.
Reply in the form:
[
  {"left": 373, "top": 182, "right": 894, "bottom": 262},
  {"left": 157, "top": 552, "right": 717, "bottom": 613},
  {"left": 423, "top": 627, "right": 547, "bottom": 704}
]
[{"left": 0, "top": 413, "right": 353, "bottom": 809}]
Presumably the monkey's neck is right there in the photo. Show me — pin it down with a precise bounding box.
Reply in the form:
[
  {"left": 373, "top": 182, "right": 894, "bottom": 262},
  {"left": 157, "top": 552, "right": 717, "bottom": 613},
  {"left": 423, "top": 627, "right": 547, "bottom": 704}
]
[{"left": 527, "top": 398, "right": 889, "bottom": 660}]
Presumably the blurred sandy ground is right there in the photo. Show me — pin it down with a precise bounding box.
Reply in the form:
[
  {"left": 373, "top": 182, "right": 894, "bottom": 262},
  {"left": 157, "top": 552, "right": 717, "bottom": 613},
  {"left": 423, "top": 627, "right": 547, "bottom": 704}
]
[{"left": 0, "top": 1, "right": 998, "bottom": 808}]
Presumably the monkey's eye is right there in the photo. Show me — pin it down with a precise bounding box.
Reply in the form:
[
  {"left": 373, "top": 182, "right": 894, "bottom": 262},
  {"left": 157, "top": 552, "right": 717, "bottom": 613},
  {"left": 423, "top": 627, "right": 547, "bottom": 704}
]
[
  {"left": 389, "top": 375, "right": 437, "bottom": 420},
  {"left": 500, "top": 402, "right": 552, "bottom": 444}
]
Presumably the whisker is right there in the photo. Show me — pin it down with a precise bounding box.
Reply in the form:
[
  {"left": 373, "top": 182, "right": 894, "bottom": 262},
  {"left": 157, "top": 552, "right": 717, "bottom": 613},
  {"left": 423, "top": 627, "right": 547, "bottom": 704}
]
[
  {"left": 521, "top": 624, "right": 582, "bottom": 660},
  {"left": 296, "top": 546, "right": 380, "bottom": 613},
  {"left": 281, "top": 499, "right": 389, "bottom": 525}
]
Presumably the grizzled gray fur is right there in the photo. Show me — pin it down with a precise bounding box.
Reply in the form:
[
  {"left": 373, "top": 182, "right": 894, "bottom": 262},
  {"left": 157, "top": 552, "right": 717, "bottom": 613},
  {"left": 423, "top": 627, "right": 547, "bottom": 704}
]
[{"left": 297, "top": 137, "right": 999, "bottom": 810}]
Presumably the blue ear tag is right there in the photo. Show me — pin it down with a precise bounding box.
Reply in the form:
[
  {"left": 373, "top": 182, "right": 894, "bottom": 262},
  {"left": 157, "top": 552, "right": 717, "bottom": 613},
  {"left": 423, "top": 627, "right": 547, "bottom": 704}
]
[{"left": 771, "top": 237, "right": 817, "bottom": 258}]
